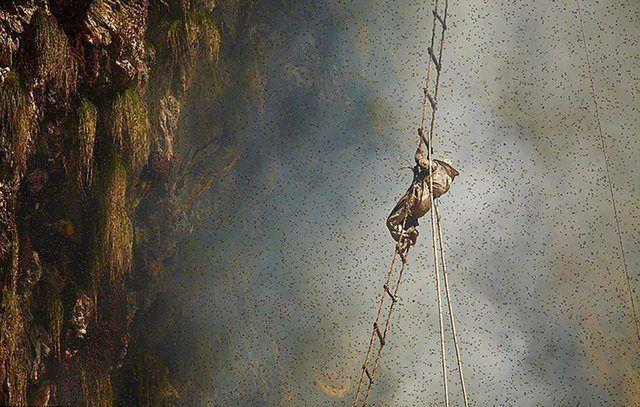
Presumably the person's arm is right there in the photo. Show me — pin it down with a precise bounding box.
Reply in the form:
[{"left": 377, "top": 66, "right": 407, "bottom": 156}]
[{"left": 414, "top": 146, "right": 436, "bottom": 171}]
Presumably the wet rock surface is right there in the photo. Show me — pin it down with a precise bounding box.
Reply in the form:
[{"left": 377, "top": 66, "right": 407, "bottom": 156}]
[{"left": 0, "top": 0, "right": 260, "bottom": 404}]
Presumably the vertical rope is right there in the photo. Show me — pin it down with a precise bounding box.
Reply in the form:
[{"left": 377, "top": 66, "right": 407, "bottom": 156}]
[
  {"left": 428, "top": 174, "right": 449, "bottom": 406},
  {"left": 422, "top": 0, "right": 452, "bottom": 404},
  {"left": 417, "top": 0, "right": 455, "bottom": 404},
  {"left": 575, "top": 0, "right": 640, "bottom": 344},
  {"left": 435, "top": 203, "right": 469, "bottom": 406}
]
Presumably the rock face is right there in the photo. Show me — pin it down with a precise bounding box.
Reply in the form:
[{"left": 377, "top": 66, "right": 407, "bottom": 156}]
[{"left": 0, "top": 0, "right": 260, "bottom": 404}]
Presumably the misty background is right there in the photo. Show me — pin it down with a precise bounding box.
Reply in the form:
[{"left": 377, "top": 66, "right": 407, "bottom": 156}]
[{"left": 153, "top": 0, "right": 639, "bottom": 405}]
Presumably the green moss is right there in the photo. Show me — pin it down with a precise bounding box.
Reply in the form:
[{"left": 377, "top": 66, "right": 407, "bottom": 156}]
[
  {"left": 29, "top": 11, "right": 77, "bottom": 98},
  {"left": 0, "top": 72, "right": 33, "bottom": 176},
  {"left": 109, "top": 90, "right": 150, "bottom": 175},
  {"left": 0, "top": 288, "right": 28, "bottom": 405},
  {"left": 196, "top": 13, "right": 221, "bottom": 62},
  {"left": 92, "top": 154, "right": 133, "bottom": 291},
  {"left": 71, "top": 99, "right": 98, "bottom": 194},
  {"left": 167, "top": 16, "right": 199, "bottom": 91},
  {"left": 1, "top": 288, "right": 21, "bottom": 352},
  {"left": 168, "top": 16, "right": 199, "bottom": 62},
  {"left": 130, "top": 349, "right": 178, "bottom": 407},
  {"left": 167, "top": 11, "right": 221, "bottom": 91}
]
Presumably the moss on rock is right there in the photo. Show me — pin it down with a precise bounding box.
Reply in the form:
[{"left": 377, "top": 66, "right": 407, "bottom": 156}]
[
  {"left": 70, "top": 99, "right": 98, "bottom": 194},
  {"left": 92, "top": 153, "right": 133, "bottom": 291},
  {"left": 197, "top": 13, "right": 221, "bottom": 62},
  {"left": 28, "top": 11, "right": 77, "bottom": 99},
  {"left": 167, "top": 15, "right": 199, "bottom": 63},
  {"left": 167, "top": 11, "right": 221, "bottom": 92},
  {"left": 108, "top": 90, "right": 150, "bottom": 175},
  {"left": 0, "top": 288, "right": 29, "bottom": 406},
  {"left": 0, "top": 72, "right": 33, "bottom": 177}
]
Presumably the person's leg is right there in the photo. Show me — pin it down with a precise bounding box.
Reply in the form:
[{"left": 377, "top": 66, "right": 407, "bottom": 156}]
[
  {"left": 396, "top": 238, "right": 409, "bottom": 263},
  {"left": 387, "top": 195, "right": 410, "bottom": 242},
  {"left": 404, "top": 216, "right": 419, "bottom": 246},
  {"left": 396, "top": 216, "right": 418, "bottom": 263},
  {"left": 408, "top": 227, "right": 419, "bottom": 246}
]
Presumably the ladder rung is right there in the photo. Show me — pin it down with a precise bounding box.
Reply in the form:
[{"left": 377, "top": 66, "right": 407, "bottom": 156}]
[
  {"left": 433, "top": 10, "right": 447, "bottom": 30},
  {"left": 374, "top": 322, "right": 385, "bottom": 346},
  {"left": 428, "top": 47, "right": 441, "bottom": 72},
  {"left": 364, "top": 366, "right": 373, "bottom": 383},
  {"left": 383, "top": 284, "right": 397, "bottom": 303},
  {"left": 426, "top": 92, "right": 437, "bottom": 109}
]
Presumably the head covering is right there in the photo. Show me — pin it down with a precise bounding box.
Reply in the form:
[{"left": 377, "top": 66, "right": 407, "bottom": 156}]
[{"left": 434, "top": 159, "right": 459, "bottom": 180}]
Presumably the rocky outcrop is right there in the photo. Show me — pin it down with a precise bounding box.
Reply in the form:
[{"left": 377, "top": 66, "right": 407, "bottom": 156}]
[{"left": 0, "top": 0, "right": 260, "bottom": 404}]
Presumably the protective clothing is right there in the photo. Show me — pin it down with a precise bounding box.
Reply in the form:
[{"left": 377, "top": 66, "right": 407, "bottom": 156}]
[{"left": 386, "top": 147, "right": 458, "bottom": 257}]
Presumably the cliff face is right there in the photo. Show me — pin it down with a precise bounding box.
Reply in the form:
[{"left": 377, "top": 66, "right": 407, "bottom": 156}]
[{"left": 0, "top": 1, "right": 260, "bottom": 404}]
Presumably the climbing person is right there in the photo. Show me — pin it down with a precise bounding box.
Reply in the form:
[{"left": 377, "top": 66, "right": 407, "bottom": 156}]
[{"left": 386, "top": 140, "right": 459, "bottom": 261}]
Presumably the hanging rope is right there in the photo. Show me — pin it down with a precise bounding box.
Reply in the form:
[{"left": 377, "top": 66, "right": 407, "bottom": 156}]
[
  {"left": 428, "top": 194, "right": 449, "bottom": 406},
  {"left": 422, "top": 0, "right": 451, "bottom": 404},
  {"left": 435, "top": 203, "right": 469, "bottom": 406},
  {"left": 575, "top": 0, "right": 640, "bottom": 344},
  {"left": 353, "top": 0, "right": 471, "bottom": 405}
]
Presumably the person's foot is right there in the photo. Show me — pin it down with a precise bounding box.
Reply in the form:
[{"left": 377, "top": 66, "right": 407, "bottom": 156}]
[
  {"left": 409, "top": 228, "right": 419, "bottom": 244},
  {"left": 396, "top": 240, "right": 409, "bottom": 263}
]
